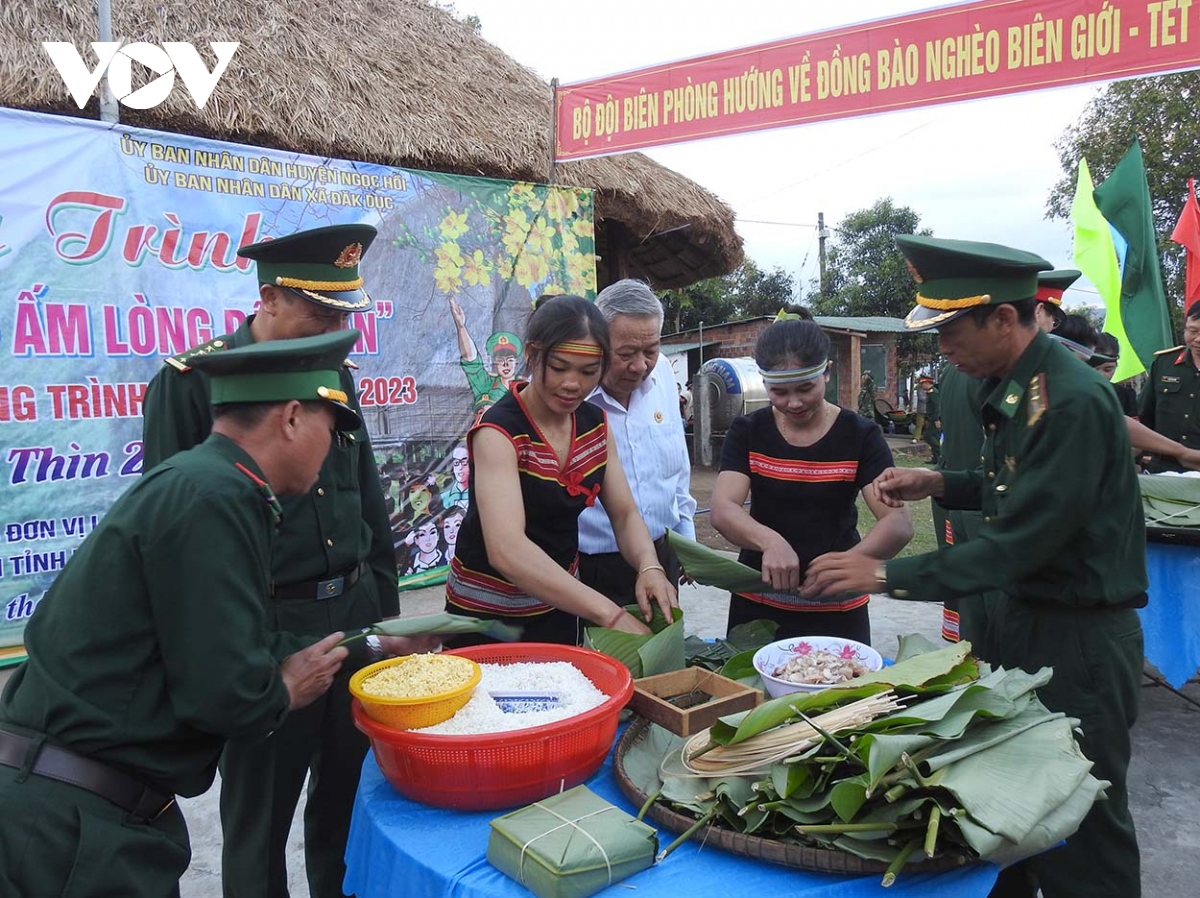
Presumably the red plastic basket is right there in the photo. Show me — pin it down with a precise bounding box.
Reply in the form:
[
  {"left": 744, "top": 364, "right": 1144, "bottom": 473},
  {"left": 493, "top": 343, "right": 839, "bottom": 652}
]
[{"left": 351, "top": 643, "right": 633, "bottom": 810}]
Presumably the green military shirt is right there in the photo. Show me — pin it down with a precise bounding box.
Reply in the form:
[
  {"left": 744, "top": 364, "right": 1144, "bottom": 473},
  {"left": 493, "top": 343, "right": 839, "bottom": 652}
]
[
  {"left": 935, "top": 364, "right": 983, "bottom": 471},
  {"left": 924, "top": 386, "right": 940, "bottom": 423},
  {"left": 887, "top": 331, "right": 1147, "bottom": 606},
  {"left": 0, "top": 435, "right": 297, "bottom": 797},
  {"left": 1138, "top": 346, "right": 1200, "bottom": 473},
  {"left": 141, "top": 317, "right": 399, "bottom": 619},
  {"left": 460, "top": 356, "right": 509, "bottom": 413}
]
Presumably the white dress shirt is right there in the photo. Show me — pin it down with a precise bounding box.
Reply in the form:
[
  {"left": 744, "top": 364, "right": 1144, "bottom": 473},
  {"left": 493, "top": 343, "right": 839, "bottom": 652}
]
[{"left": 579, "top": 354, "right": 697, "bottom": 553}]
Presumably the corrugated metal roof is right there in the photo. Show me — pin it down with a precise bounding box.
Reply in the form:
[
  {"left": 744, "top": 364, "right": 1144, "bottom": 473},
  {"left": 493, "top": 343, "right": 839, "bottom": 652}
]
[{"left": 813, "top": 316, "right": 910, "bottom": 333}]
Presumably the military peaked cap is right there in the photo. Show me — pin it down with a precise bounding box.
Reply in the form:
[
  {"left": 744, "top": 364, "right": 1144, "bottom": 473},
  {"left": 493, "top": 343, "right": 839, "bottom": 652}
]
[
  {"left": 897, "top": 235, "right": 1053, "bottom": 331},
  {"left": 189, "top": 330, "right": 362, "bottom": 431},
  {"left": 238, "top": 224, "right": 376, "bottom": 312}
]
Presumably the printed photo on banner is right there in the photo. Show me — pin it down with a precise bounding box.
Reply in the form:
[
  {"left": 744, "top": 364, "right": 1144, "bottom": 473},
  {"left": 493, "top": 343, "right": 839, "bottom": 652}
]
[{"left": 0, "top": 107, "right": 597, "bottom": 653}]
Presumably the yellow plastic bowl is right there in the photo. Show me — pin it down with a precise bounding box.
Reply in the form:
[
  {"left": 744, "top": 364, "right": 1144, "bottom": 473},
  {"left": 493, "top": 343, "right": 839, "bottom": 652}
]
[{"left": 349, "top": 654, "right": 481, "bottom": 730}]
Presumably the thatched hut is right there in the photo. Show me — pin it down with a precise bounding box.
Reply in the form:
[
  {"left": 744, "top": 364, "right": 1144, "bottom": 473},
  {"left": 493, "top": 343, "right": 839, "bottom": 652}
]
[{"left": 0, "top": 0, "right": 742, "bottom": 288}]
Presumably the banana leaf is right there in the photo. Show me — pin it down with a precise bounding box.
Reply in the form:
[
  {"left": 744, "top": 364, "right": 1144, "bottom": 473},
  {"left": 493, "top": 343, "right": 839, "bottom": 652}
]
[
  {"left": 718, "top": 650, "right": 761, "bottom": 683},
  {"left": 926, "top": 715, "right": 1097, "bottom": 844},
  {"left": 397, "top": 564, "right": 449, "bottom": 591},
  {"left": 1139, "top": 472, "right": 1200, "bottom": 527},
  {"left": 954, "top": 772, "right": 1108, "bottom": 867},
  {"left": 583, "top": 605, "right": 684, "bottom": 677},
  {"left": 853, "top": 669, "right": 1052, "bottom": 787},
  {"left": 621, "top": 722, "right": 685, "bottom": 799},
  {"left": 684, "top": 619, "right": 779, "bottom": 671},
  {"left": 337, "top": 612, "right": 522, "bottom": 646},
  {"left": 710, "top": 641, "right": 977, "bottom": 746},
  {"left": 665, "top": 531, "right": 767, "bottom": 594}
]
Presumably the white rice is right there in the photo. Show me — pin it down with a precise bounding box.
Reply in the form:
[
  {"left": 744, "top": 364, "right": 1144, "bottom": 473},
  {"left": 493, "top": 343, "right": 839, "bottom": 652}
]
[{"left": 415, "top": 661, "right": 608, "bottom": 735}]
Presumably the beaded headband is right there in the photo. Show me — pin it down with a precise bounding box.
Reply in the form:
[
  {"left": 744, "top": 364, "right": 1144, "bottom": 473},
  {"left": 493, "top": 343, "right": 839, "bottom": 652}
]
[
  {"left": 552, "top": 341, "right": 605, "bottom": 357},
  {"left": 758, "top": 359, "right": 828, "bottom": 384}
]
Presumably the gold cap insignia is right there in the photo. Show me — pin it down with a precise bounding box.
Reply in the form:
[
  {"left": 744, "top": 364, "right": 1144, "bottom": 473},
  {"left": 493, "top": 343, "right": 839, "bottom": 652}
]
[
  {"left": 905, "top": 259, "right": 924, "bottom": 284},
  {"left": 317, "top": 385, "right": 350, "bottom": 403},
  {"left": 334, "top": 243, "right": 364, "bottom": 269}
]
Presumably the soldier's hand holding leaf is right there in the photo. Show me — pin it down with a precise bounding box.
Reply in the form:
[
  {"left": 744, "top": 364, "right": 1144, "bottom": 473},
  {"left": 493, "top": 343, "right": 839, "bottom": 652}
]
[
  {"left": 281, "top": 632, "right": 349, "bottom": 710},
  {"left": 802, "top": 551, "right": 881, "bottom": 598},
  {"left": 872, "top": 466, "right": 943, "bottom": 508}
]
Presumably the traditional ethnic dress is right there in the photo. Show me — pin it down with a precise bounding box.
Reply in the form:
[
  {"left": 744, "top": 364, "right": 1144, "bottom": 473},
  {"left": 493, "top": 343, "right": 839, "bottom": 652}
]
[
  {"left": 721, "top": 405, "right": 893, "bottom": 644},
  {"left": 446, "top": 384, "right": 607, "bottom": 644}
]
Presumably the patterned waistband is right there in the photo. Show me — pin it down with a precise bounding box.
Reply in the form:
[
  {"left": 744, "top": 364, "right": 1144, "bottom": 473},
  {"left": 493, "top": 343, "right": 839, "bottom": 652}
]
[
  {"left": 737, "top": 590, "right": 870, "bottom": 613},
  {"left": 446, "top": 555, "right": 579, "bottom": 616}
]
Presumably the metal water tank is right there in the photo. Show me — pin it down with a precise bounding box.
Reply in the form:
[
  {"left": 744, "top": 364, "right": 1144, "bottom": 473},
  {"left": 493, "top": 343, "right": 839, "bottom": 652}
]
[{"left": 700, "top": 357, "right": 768, "bottom": 431}]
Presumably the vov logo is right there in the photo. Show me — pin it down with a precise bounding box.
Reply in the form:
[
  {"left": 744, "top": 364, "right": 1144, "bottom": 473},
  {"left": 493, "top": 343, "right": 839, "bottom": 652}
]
[{"left": 42, "top": 41, "right": 239, "bottom": 110}]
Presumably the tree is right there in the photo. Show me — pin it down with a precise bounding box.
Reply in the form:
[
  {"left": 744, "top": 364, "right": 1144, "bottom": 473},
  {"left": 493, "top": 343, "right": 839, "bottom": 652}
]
[
  {"left": 810, "top": 199, "right": 937, "bottom": 377},
  {"left": 1046, "top": 71, "right": 1200, "bottom": 330},
  {"left": 811, "top": 199, "right": 930, "bottom": 318},
  {"left": 660, "top": 260, "right": 795, "bottom": 332}
]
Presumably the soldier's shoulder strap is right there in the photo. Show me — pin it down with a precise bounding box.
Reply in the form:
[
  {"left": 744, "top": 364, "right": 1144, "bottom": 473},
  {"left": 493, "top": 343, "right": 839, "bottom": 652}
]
[
  {"left": 163, "top": 336, "right": 232, "bottom": 373},
  {"left": 1152, "top": 345, "right": 1184, "bottom": 357}
]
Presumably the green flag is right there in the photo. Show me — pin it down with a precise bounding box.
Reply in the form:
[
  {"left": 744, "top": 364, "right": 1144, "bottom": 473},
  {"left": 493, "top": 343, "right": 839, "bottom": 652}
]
[
  {"left": 1071, "top": 158, "right": 1131, "bottom": 376},
  {"left": 1093, "top": 141, "right": 1174, "bottom": 377}
]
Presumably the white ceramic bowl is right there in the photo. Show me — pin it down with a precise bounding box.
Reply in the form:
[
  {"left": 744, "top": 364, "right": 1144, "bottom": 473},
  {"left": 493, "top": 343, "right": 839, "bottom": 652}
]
[{"left": 752, "top": 636, "right": 883, "bottom": 699}]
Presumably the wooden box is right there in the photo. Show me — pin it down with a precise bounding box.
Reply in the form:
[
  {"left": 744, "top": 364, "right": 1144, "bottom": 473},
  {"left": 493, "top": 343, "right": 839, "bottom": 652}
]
[{"left": 628, "top": 668, "right": 761, "bottom": 736}]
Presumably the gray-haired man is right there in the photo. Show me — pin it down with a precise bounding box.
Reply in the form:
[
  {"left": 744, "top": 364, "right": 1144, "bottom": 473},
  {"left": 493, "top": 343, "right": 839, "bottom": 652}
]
[{"left": 578, "top": 280, "right": 697, "bottom": 606}]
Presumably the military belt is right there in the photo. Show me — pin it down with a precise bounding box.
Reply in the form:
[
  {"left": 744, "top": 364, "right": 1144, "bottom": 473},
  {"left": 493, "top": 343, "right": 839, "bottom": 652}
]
[
  {"left": 0, "top": 728, "right": 176, "bottom": 822},
  {"left": 273, "top": 560, "right": 367, "bottom": 601}
]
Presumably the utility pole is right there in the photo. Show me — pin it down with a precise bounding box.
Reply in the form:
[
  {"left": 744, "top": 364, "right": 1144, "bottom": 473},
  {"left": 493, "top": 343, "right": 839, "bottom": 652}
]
[{"left": 817, "top": 212, "right": 830, "bottom": 300}]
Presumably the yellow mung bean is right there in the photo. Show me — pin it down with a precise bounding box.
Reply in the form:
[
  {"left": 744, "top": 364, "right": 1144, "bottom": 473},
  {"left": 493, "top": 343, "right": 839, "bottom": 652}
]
[{"left": 360, "top": 654, "right": 475, "bottom": 698}]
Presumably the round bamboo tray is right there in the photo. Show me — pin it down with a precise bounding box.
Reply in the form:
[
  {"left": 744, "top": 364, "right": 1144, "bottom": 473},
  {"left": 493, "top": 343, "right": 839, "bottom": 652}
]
[{"left": 614, "top": 716, "right": 975, "bottom": 876}]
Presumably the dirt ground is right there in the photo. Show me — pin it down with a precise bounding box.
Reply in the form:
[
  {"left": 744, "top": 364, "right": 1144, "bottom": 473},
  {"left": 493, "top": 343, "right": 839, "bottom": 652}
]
[{"left": 688, "top": 465, "right": 737, "bottom": 553}]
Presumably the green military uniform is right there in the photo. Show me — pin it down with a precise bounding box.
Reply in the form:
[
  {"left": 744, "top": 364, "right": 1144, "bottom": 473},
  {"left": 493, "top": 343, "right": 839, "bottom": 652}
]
[
  {"left": 890, "top": 236, "right": 1145, "bottom": 898},
  {"left": 0, "top": 332, "right": 360, "bottom": 897},
  {"left": 930, "top": 362, "right": 1000, "bottom": 647},
  {"left": 1138, "top": 345, "right": 1200, "bottom": 472},
  {"left": 921, "top": 382, "right": 941, "bottom": 463},
  {"left": 462, "top": 331, "right": 522, "bottom": 413},
  {"left": 856, "top": 372, "right": 877, "bottom": 419},
  {"left": 141, "top": 226, "right": 398, "bottom": 898}
]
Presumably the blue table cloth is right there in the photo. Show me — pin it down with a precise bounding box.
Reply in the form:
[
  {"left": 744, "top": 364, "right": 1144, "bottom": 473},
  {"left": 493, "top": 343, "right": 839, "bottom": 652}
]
[
  {"left": 1141, "top": 541, "right": 1200, "bottom": 688},
  {"left": 343, "top": 739, "right": 998, "bottom": 898}
]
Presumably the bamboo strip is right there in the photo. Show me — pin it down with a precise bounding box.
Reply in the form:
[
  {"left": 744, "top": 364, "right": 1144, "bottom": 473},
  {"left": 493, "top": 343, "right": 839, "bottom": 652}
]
[{"left": 674, "top": 692, "right": 902, "bottom": 777}]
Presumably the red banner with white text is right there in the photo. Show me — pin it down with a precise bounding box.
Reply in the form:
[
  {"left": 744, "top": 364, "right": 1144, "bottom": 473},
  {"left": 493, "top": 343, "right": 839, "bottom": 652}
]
[{"left": 555, "top": 0, "right": 1200, "bottom": 161}]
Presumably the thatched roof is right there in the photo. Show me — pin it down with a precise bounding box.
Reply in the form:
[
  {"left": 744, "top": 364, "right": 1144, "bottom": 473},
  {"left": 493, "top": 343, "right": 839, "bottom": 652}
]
[{"left": 0, "top": 0, "right": 743, "bottom": 288}]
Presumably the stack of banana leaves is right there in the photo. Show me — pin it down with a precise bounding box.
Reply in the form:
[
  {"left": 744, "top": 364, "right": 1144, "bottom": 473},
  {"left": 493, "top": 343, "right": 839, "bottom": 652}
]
[{"left": 621, "top": 636, "right": 1107, "bottom": 885}]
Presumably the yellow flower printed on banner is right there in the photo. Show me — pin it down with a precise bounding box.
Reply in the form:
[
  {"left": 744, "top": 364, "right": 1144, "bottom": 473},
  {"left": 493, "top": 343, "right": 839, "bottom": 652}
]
[
  {"left": 414, "top": 178, "right": 595, "bottom": 300},
  {"left": 435, "top": 263, "right": 463, "bottom": 294},
  {"left": 560, "top": 230, "right": 579, "bottom": 258},
  {"left": 462, "top": 249, "right": 491, "bottom": 287},
  {"left": 509, "top": 183, "right": 537, "bottom": 204},
  {"left": 526, "top": 218, "right": 556, "bottom": 256},
  {"left": 543, "top": 189, "right": 580, "bottom": 221},
  {"left": 514, "top": 252, "right": 550, "bottom": 288},
  {"left": 438, "top": 210, "right": 469, "bottom": 240},
  {"left": 566, "top": 252, "right": 595, "bottom": 295},
  {"left": 434, "top": 241, "right": 465, "bottom": 293},
  {"left": 540, "top": 284, "right": 566, "bottom": 296},
  {"left": 436, "top": 241, "right": 465, "bottom": 268},
  {"left": 502, "top": 221, "right": 529, "bottom": 259}
]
